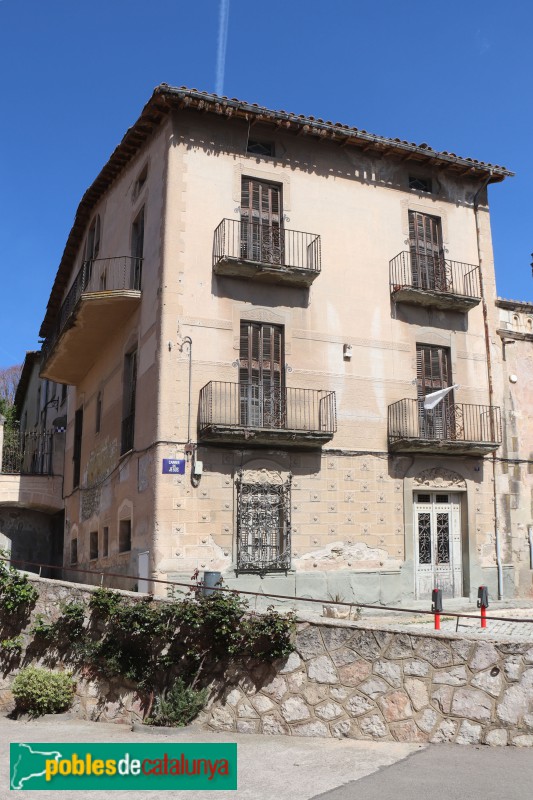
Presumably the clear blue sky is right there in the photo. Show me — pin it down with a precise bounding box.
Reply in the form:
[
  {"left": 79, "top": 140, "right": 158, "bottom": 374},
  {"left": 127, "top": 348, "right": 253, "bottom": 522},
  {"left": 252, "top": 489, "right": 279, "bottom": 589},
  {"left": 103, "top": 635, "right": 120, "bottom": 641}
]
[{"left": 1, "top": 0, "right": 531, "bottom": 368}]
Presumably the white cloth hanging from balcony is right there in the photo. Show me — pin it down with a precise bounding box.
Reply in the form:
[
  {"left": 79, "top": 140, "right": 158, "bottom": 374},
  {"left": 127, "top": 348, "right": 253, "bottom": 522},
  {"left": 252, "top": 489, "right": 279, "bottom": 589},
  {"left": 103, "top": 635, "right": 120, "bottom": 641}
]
[{"left": 423, "top": 384, "right": 460, "bottom": 410}]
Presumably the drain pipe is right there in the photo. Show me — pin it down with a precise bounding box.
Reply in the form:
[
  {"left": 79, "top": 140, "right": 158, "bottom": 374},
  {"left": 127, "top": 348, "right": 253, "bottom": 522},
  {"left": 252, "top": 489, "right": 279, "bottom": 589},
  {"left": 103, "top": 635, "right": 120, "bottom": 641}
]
[
  {"left": 179, "top": 336, "right": 193, "bottom": 445},
  {"left": 473, "top": 171, "right": 503, "bottom": 599},
  {"left": 528, "top": 525, "right": 533, "bottom": 571}
]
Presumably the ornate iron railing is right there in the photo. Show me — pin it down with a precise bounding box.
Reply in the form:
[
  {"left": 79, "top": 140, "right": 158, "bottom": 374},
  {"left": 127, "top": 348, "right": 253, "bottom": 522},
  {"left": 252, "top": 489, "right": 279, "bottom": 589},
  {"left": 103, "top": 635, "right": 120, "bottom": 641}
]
[
  {"left": 388, "top": 399, "right": 501, "bottom": 445},
  {"left": 236, "top": 473, "right": 291, "bottom": 571},
  {"left": 1, "top": 425, "right": 56, "bottom": 475},
  {"left": 42, "top": 256, "right": 143, "bottom": 363},
  {"left": 389, "top": 252, "right": 480, "bottom": 298},
  {"left": 199, "top": 382, "right": 336, "bottom": 435},
  {"left": 213, "top": 218, "right": 321, "bottom": 274}
]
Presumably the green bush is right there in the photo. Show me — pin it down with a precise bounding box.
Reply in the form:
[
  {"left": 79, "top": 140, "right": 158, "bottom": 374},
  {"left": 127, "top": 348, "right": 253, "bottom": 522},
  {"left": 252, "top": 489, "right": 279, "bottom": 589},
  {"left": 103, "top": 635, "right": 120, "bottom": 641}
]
[
  {"left": 0, "top": 555, "right": 39, "bottom": 614},
  {"left": 12, "top": 667, "right": 76, "bottom": 718},
  {"left": 147, "top": 679, "right": 208, "bottom": 727}
]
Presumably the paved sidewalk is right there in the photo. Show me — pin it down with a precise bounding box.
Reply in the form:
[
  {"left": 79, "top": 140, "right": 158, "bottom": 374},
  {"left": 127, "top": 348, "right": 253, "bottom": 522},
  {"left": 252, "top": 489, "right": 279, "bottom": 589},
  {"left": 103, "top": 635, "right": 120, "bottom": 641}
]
[{"left": 1, "top": 715, "right": 419, "bottom": 799}]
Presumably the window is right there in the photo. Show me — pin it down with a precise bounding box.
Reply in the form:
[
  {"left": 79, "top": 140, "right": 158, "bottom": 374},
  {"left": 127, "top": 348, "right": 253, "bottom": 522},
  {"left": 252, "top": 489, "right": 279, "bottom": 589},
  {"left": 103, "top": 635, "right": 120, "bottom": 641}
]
[
  {"left": 103, "top": 526, "right": 109, "bottom": 557},
  {"left": 61, "top": 384, "right": 67, "bottom": 405},
  {"left": 133, "top": 164, "right": 148, "bottom": 199},
  {"left": 239, "top": 321, "right": 284, "bottom": 428},
  {"left": 236, "top": 475, "right": 291, "bottom": 571},
  {"left": 240, "top": 178, "right": 283, "bottom": 265},
  {"left": 70, "top": 538, "right": 78, "bottom": 564},
  {"left": 416, "top": 344, "right": 454, "bottom": 440},
  {"left": 121, "top": 349, "right": 137, "bottom": 454},
  {"left": 247, "top": 140, "right": 274, "bottom": 157},
  {"left": 89, "top": 531, "right": 98, "bottom": 561},
  {"left": 131, "top": 207, "right": 144, "bottom": 289},
  {"left": 408, "top": 211, "right": 448, "bottom": 291},
  {"left": 409, "top": 176, "right": 432, "bottom": 193},
  {"left": 72, "top": 407, "right": 83, "bottom": 489},
  {"left": 95, "top": 391, "right": 102, "bottom": 434},
  {"left": 119, "top": 519, "right": 132, "bottom": 553},
  {"left": 83, "top": 215, "right": 101, "bottom": 290}
]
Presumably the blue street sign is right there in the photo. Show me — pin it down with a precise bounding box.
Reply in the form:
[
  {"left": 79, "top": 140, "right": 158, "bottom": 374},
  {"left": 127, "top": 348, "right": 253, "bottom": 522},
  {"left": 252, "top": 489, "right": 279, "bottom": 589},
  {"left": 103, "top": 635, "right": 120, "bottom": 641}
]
[{"left": 162, "top": 459, "right": 185, "bottom": 475}]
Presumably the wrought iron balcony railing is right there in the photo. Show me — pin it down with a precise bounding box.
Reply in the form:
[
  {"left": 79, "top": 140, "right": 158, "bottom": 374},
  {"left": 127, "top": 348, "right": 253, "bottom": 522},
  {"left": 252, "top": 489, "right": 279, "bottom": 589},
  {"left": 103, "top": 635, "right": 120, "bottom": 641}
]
[
  {"left": 1, "top": 427, "right": 56, "bottom": 475},
  {"left": 213, "top": 219, "right": 321, "bottom": 278},
  {"left": 42, "top": 256, "right": 143, "bottom": 364},
  {"left": 199, "top": 382, "right": 336, "bottom": 442},
  {"left": 388, "top": 399, "right": 501, "bottom": 453},
  {"left": 390, "top": 252, "right": 481, "bottom": 299}
]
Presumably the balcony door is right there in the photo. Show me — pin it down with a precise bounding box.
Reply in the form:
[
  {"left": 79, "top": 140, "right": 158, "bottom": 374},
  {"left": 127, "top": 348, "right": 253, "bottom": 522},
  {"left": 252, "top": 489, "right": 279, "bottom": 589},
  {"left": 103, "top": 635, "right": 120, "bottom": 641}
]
[
  {"left": 241, "top": 178, "right": 283, "bottom": 265},
  {"left": 239, "top": 322, "right": 284, "bottom": 428},
  {"left": 416, "top": 344, "right": 454, "bottom": 440},
  {"left": 409, "top": 211, "right": 449, "bottom": 291},
  {"left": 414, "top": 492, "right": 462, "bottom": 598}
]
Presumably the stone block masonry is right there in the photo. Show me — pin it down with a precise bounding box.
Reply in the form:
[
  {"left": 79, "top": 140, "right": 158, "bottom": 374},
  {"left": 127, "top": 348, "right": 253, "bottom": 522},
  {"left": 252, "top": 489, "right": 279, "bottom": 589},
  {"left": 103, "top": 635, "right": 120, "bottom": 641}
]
[
  {"left": 0, "top": 575, "right": 532, "bottom": 746},
  {"left": 202, "top": 622, "right": 533, "bottom": 747}
]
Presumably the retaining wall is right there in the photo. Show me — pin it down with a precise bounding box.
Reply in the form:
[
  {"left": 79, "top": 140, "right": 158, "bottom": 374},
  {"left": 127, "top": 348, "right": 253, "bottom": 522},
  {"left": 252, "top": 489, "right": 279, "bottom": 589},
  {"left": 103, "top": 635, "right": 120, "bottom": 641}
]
[{"left": 1, "top": 575, "right": 532, "bottom": 746}]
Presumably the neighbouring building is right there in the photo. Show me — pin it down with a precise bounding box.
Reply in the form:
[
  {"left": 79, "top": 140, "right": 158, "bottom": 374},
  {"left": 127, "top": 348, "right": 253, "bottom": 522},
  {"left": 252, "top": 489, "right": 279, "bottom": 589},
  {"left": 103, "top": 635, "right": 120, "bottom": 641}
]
[
  {"left": 30, "top": 85, "right": 523, "bottom": 603},
  {"left": 0, "top": 352, "right": 65, "bottom": 574},
  {"left": 496, "top": 298, "right": 533, "bottom": 596}
]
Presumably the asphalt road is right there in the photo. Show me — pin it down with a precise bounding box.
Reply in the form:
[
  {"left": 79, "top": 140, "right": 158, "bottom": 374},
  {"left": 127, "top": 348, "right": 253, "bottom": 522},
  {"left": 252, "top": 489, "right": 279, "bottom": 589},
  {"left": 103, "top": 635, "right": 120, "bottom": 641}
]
[
  {"left": 312, "top": 743, "right": 533, "bottom": 800},
  {"left": 2, "top": 716, "right": 532, "bottom": 800}
]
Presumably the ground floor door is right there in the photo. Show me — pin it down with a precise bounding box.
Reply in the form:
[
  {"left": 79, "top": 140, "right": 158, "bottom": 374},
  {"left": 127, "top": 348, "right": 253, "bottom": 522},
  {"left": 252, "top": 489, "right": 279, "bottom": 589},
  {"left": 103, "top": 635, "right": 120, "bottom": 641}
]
[{"left": 414, "top": 491, "right": 462, "bottom": 598}]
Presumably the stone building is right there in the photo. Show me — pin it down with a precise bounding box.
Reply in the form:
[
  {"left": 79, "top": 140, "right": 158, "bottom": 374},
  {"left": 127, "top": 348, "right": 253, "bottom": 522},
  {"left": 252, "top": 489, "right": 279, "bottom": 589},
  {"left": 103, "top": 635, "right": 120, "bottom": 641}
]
[
  {"left": 0, "top": 352, "right": 64, "bottom": 574},
  {"left": 495, "top": 298, "right": 533, "bottom": 596},
  {"left": 36, "top": 85, "right": 516, "bottom": 603}
]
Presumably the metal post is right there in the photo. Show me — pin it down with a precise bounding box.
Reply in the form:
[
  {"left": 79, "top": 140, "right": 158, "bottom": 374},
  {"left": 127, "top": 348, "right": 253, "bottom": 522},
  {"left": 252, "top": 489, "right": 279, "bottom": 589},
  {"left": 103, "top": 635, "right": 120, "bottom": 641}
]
[
  {"left": 432, "top": 588, "right": 443, "bottom": 631},
  {"left": 477, "top": 585, "right": 489, "bottom": 629}
]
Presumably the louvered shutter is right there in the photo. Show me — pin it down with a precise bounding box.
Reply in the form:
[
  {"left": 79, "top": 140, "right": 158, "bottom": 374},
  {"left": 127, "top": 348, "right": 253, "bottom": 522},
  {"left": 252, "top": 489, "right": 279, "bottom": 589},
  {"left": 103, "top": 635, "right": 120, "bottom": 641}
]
[
  {"left": 239, "top": 322, "right": 284, "bottom": 427},
  {"left": 409, "top": 211, "right": 445, "bottom": 290},
  {"left": 241, "top": 178, "right": 283, "bottom": 264},
  {"left": 416, "top": 344, "right": 453, "bottom": 439}
]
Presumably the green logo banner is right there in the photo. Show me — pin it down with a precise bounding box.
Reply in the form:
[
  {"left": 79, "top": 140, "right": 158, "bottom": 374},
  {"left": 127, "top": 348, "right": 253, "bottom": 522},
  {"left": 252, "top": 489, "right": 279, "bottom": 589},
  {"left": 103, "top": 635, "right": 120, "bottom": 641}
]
[{"left": 10, "top": 742, "right": 237, "bottom": 791}]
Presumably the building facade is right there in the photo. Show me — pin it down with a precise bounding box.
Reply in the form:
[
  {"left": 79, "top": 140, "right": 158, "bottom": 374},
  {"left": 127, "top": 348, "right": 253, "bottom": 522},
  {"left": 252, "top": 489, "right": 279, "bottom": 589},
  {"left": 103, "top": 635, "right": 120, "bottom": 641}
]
[
  {"left": 496, "top": 299, "right": 533, "bottom": 596},
  {"left": 0, "top": 352, "right": 64, "bottom": 574},
  {"left": 36, "top": 86, "right": 517, "bottom": 603}
]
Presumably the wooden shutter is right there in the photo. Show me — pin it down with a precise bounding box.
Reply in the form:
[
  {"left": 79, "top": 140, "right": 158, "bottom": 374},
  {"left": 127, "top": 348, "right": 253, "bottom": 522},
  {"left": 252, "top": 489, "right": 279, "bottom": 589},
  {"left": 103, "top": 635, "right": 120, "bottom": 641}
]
[
  {"left": 241, "top": 178, "right": 283, "bottom": 264},
  {"left": 409, "top": 211, "right": 444, "bottom": 289},
  {"left": 416, "top": 344, "right": 453, "bottom": 438},
  {"left": 239, "top": 322, "right": 284, "bottom": 426}
]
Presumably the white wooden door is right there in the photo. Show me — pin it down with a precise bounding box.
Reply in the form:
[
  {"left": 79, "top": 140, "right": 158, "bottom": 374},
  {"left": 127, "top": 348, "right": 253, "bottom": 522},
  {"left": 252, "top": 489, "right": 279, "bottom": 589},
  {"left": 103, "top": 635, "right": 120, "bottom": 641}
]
[{"left": 414, "top": 492, "right": 462, "bottom": 598}]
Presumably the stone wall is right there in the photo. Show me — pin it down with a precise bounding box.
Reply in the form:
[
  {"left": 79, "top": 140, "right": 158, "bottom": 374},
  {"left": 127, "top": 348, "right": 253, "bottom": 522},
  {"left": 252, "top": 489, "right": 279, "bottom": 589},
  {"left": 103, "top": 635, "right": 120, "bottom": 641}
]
[
  {"left": 1, "top": 575, "right": 532, "bottom": 746},
  {"left": 201, "top": 621, "right": 533, "bottom": 747}
]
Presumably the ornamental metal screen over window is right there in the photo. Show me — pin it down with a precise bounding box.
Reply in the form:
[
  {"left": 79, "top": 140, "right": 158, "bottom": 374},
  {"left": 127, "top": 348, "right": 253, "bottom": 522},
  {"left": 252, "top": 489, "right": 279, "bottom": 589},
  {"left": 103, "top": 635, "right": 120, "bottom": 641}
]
[{"left": 236, "top": 474, "right": 291, "bottom": 571}]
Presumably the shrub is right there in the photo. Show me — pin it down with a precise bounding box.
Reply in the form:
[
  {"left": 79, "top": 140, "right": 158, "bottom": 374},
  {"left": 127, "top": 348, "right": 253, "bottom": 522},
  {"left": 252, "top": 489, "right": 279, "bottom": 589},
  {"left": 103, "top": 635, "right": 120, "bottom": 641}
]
[
  {"left": 0, "top": 556, "right": 39, "bottom": 614},
  {"left": 12, "top": 667, "right": 76, "bottom": 717},
  {"left": 147, "top": 679, "right": 208, "bottom": 727}
]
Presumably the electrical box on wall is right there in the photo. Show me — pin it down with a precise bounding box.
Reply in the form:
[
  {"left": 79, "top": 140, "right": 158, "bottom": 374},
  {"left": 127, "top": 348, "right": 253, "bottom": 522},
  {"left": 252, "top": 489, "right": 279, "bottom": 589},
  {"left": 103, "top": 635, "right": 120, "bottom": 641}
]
[{"left": 193, "top": 460, "right": 203, "bottom": 476}]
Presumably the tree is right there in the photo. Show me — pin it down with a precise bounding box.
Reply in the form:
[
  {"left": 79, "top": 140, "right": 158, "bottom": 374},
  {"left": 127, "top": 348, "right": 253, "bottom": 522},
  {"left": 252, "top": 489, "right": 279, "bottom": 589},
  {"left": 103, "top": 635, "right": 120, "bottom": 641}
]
[{"left": 0, "top": 365, "right": 22, "bottom": 421}]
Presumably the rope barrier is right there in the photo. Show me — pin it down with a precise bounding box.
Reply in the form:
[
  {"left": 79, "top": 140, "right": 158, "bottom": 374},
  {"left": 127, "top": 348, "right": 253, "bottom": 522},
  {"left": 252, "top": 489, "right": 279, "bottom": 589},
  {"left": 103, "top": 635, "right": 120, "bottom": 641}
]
[{"left": 2, "top": 555, "right": 532, "bottom": 625}]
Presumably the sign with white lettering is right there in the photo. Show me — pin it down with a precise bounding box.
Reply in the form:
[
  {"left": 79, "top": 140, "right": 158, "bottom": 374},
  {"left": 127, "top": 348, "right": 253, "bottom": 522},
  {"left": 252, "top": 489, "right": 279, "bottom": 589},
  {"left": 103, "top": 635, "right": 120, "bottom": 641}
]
[{"left": 162, "top": 459, "right": 185, "bottom": 475}]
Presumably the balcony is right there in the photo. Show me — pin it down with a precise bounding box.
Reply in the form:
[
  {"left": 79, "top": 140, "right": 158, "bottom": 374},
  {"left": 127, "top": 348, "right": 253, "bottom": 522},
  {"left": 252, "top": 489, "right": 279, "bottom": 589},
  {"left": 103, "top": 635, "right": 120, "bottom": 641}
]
[
  {"left": 41, "top": 256, "right": 142, "bottom": 384},
  {"left": 199, "top": 382, "right": 336, "bottom": 448},
  {"left": 389, "top": 252, "right": 481, "bottom": 312},
  {"left": 213, "top": 219, "right": 321, "bottom": 287},
  {"left": 388, "top": 399, "right": 501, "bottom": 456},
  {"left": 0, "top": 425, "right": 64, "bottom": 513}
]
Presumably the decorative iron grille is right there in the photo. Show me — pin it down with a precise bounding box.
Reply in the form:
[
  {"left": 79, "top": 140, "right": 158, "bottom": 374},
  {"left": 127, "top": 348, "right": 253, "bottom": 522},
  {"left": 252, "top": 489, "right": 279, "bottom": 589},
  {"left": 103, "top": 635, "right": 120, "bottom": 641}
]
[{"left": 236, "top": 473, "right": 291, "bottom": 571}]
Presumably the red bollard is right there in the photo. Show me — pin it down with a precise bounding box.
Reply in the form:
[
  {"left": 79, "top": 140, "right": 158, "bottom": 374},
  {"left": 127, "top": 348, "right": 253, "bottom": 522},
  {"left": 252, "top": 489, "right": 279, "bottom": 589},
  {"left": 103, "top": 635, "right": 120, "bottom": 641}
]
[
  {"left": 432, "top": 588, "right": 443, "bottom": 631},
  {"left": 477, "top": 586, "right": 489, "bottom": 628}
]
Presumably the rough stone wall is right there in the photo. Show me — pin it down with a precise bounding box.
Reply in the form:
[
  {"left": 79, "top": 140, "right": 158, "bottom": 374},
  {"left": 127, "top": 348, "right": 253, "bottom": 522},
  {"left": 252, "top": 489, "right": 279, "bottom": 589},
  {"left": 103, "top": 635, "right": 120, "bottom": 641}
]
[{"left": 202, "top": 621, "right": 533, "bottom": 747}]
